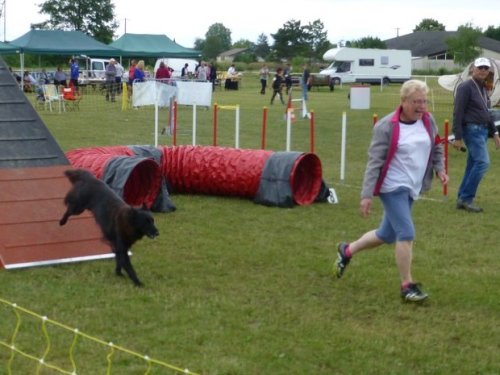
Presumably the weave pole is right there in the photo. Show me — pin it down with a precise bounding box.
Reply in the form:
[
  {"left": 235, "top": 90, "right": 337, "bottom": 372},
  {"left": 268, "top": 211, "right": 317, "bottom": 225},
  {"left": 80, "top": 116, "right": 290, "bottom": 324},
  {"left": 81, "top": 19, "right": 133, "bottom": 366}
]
[
  {"left": 192, "top": 103, "right": 197, "bottom": 145},
  {"left": 212, "top": 103, "right": 218, "bottom": 146},
  {"left": 309, "top": 110, "right": 315, "bottom": 153},
  {"left": 444, "top": 119, "right": 449, "bottom": 197},
  {"left": 261, "top": 106, "right": 268, "bottom": 149},
  {"left": 340, "top": 111, "right": 347, "bottom": 182}
]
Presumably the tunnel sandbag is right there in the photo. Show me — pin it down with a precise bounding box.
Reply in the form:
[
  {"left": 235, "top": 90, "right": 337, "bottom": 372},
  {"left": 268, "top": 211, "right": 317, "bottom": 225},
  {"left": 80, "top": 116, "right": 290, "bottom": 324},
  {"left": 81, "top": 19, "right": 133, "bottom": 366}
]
[
  {"left": 254, "top": 151, "right": 322, "bottom": 207},
  {"left": 65, "top": 146, "right": 162, "bottom": 209},
  {"left": 159, "top": 145, "right": 273, "bottom": 198}
]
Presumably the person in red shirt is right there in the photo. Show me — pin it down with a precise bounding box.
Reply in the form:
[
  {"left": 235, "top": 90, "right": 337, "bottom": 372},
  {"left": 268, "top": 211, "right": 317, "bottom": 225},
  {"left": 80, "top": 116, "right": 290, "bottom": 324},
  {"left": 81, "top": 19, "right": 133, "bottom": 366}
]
[{"left": 155, "top": 61, "right": 171, "bottom": 82}]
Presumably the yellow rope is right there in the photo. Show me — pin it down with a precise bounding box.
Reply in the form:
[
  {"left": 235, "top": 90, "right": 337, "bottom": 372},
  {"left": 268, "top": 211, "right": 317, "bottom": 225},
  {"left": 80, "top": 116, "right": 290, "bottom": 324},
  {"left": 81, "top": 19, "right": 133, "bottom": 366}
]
[{"left": 0, "top": 297, "right": 199, "bottom": 375}]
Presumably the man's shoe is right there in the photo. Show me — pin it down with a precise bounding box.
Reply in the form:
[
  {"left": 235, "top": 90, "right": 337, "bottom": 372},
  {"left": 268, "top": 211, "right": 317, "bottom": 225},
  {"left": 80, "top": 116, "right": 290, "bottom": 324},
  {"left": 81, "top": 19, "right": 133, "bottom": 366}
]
[
  {"left": 401, "top": 283, "right": 428, "bottom": 302},
  {"left": 456, "top": 199, "right": 483, "bottom": 213},
  {"left": 335, "top": 242, "right": 351, "bottom": 278}
]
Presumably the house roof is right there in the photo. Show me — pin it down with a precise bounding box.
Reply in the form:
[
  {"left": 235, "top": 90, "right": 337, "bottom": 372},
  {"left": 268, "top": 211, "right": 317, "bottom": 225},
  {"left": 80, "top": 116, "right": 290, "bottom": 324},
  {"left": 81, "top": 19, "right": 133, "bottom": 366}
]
[
  {"left": 9, "top": 29, "right": 120, "bottom": 57},
  {"left": 218, "top": 48, "right": 248, "bottom": 57},
  {"left": 110, "top": 33, "right": 201, "bottom": 58},
  {"left": 385, "top": 31, "right": 500, "bottom": 57}
]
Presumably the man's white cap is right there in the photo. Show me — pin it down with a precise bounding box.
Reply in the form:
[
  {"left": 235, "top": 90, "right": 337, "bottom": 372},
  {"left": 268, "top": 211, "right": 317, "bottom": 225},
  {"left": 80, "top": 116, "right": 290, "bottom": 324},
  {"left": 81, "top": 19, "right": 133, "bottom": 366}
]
[
  {"left": 474, "top": 57, "right": 491, "bottom": 68},
  {"left": 109, "top": 58, "right": 116, "bottom": 63}
]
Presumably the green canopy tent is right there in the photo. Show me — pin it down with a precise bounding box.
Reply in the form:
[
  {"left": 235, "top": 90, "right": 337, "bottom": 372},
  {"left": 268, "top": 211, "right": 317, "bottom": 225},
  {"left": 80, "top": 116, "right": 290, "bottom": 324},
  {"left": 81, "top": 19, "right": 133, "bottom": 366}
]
[
  {"left": 0, "top": 41, "right": 18, "bottom": 54},
  {"left": 9, "top": 29, "right": 122, "bottom": 80},
  {"left": 110, "top": 33, "right": 200, "bottom": 58}
]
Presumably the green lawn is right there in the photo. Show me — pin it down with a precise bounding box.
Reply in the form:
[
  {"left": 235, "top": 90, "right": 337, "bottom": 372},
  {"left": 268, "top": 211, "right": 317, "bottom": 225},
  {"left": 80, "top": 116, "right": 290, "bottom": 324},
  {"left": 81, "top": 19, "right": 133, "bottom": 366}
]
[{"left": 1, "top": 75, "right": 499, "bottom": 374}]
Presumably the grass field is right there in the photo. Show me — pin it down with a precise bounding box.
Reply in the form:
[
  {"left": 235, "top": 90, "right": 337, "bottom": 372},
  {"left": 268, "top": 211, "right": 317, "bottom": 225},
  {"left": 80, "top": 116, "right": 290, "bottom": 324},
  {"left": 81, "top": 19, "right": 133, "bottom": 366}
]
[{"left": 1, "top": 74, "right": 500, "bottom": 374}]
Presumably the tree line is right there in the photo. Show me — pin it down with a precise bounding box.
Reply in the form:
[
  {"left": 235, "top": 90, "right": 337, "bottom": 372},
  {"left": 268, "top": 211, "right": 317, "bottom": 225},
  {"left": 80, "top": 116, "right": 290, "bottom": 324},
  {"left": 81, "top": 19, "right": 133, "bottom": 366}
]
[{"left": 16, "top": 0, "right": 500, "bottom": 66}]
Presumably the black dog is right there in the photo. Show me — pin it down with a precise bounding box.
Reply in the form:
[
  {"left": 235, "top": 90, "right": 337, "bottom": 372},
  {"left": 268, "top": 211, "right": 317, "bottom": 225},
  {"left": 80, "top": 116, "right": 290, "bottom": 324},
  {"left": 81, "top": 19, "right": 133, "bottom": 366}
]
[{"left": 59, "top": 169, "right": 159, "bottom": 286}]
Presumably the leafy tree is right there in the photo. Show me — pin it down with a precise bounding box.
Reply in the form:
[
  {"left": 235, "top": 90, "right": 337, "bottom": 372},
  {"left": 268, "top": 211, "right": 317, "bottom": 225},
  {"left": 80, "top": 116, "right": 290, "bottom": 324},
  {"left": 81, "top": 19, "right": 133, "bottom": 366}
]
[
  {"left": 347, "top": 37, "right": 386, "bottom": 49},
  {"left": 200, "top": 23, "right": 232, "bottom": 60},
  {"left": 271, "top": 19, "right": 309, "bottom": 60},
  {"left": 255, "top": 33, "right": 271, "bottom": 60},
  {"left": 34, "top": 0, "right": 118, "bottom": 43},
  {"left": 413, "top": 18, "right": 446, "bottom": 32},
  {"left": 484, "top": 25, "right": 500, "bottom": 41},
  {"left": 303, "top": 19, "right": 331, "bottom": 60},
  {"left": 445, "top": 23, "right": 482, "bottom": 66}
]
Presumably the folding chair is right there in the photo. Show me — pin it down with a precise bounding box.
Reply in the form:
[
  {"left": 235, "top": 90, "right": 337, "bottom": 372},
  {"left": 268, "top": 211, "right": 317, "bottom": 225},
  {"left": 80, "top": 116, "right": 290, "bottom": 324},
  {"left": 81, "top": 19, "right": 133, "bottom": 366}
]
[
  {"left": 42, "top": 84, "right": 65, "bottom": 112},
  {"left": 62, "top": 84, "right": 82, "bottom": 111}
]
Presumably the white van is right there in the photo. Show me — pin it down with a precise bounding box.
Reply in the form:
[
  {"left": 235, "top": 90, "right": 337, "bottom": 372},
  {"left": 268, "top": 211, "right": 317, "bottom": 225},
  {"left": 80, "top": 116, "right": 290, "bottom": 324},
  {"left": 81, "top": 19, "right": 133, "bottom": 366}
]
[
  {"left": 78, "top": 57, "right": 125, "bottom": 85},
  {"left": 319, "top": 47, "right": 412, "bottom": 86},
  {"left": 154, "top": 58, "right": 199, "bottom": 78}
]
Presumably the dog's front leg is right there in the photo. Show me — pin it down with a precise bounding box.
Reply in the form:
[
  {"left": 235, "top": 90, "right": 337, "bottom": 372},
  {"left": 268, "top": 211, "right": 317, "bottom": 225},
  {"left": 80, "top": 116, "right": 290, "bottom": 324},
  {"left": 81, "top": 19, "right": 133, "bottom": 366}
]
[
  {"left": 59, "top": 210, "right": 70, "bottom": 226},
  {"left": 113, "top": 249, "right": 124, "bottom": 277},
  {"left": 115, "top": 240, "right": 143, "bottom": 287}
]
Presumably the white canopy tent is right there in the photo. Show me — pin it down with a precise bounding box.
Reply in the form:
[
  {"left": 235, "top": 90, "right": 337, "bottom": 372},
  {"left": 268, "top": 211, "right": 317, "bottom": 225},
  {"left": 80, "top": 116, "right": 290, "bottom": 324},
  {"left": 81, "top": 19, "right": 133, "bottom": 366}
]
[{"left": 438, "top": 58, "right": 500, "bottom": 106}]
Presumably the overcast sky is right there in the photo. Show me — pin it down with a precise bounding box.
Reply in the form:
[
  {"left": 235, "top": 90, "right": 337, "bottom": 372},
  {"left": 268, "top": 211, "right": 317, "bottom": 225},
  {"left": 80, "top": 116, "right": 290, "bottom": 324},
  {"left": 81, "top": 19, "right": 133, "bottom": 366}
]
[{"left": 2, "top": 0, "right": 499, "bottom": 47}]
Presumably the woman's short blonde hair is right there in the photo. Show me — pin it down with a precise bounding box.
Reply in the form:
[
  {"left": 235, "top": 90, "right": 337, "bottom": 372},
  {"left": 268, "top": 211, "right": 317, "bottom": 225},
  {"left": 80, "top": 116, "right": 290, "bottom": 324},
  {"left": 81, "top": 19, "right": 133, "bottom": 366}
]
[{"left": 400, "top": 79, "right": 429, "bottom": 100}]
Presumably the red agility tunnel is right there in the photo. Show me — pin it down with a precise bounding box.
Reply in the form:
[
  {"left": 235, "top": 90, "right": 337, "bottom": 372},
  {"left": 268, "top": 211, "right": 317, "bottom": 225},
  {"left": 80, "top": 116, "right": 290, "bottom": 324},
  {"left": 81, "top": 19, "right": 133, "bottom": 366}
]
[
  {"left": 158, "top": 145, "right": 323, "bottom": 206},
  {"left": 65, "top": 146, "right": 162, "bottom": 208}
]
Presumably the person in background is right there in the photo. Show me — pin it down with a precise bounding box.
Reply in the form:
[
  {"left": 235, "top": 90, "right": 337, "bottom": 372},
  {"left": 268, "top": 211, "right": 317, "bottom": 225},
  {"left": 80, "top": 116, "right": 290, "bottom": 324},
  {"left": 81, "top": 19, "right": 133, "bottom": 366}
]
[
  {"left": 270, "top": 67, "right": 285, "bottom": 105},
  {"left": 39, "top": 68, "right": 50, "bottom": 84},
  {"left": 155, "top": 61, "right": 171, "bottom": 81},
  {"left": 284, "top": 63, "right": 292, "bottom": 94},
  {"left": 335, "top": 79, "right": 449, "bottom": 303},
  {"left": 181, "top": 63, "right": 189, "bottom": 79},
  {"left": 301, "top": 63, "right": 311, "bottom": 101},
  {"left": 209, "top": 62, "right": 217, "bottom": 91},
  {"left": 259, "top": 63, "right": 269, "bottom": 95},
  {"left": 227, "top": 63, "right": 237, "bottom": 76},
  {"left": 452, "top": 57, "right": 500, "bottom": 213},
  {"left": 23, "top": 71, "right": 37, "bottom": 92},
  {"left": 133, "top": 60, "right": 146, "bottom": 82},
  {"left": 127, "top": 59, "right": 137, "bottom": 99},
  {"left": 69, "top": 58, "right": 79, "bottom": 91},
  {"left": 53, "top": 66, "right": 67, "bottom": 87},
  {"left": 197, "top": 61, "right": 207, "bottom": 81},
  {"left": 115, "top": 61, "right": 124, "bottom": 94},
  {"left": 105, "top": 58, "right": 117, "bottom": 102}
]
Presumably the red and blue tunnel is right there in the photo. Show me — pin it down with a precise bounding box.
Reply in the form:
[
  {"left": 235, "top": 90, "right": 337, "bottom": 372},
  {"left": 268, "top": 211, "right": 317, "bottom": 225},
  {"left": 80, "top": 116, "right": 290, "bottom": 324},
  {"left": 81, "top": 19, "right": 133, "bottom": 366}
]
[{"left": 65, "top": 145, "right": 324, "bottom": 210}]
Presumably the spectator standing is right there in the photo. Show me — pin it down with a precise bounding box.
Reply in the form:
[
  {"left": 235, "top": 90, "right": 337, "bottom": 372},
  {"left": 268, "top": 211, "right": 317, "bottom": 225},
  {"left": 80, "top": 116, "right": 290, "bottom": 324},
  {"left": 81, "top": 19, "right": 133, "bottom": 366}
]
[
  {"left": 227, "top": 63, "right": 237, "bottom": 76},
  {"left": 197, "top": 61, "right": 207, "bottom": 81},
  {"left": 69, "top": 58, "right": 79, "bottom": 91},
  {"left": 155, "top": 61, "right": 172, "bottom": 81},
  {"left": 181, "top": 63, "right": 189, "bottom": 79},
  {"left": 105, "top": 58, "right": 117, "bottom": 102},
  {"left": 127, "top": 59, "right": 137, "bottom": 99},
  {"left": 301, "top": 63, "right": 311, "bottom": 101},
  {"left": 452, "top": 57, "right": 500, "bottom": 212},
  {"left": 133, "top": 60, "right": 146, "bottom": 82},
  {"left": 115, "top": 62, "right": 124, "bottom": 94},
  {"left": 209, "top": 62, "right": 217, "bottom": 91},
  {"left": 335, "top": 79, "right": 448, "bottom": 303},
  {"left": 259, "top": 64, "right": 269, "bottom": 95},
  {"left": 284, "top": 63, "right": 292, "bottom": 94},
  {"left": 270, "top": 67, "right": 285, "bottom": 105}
]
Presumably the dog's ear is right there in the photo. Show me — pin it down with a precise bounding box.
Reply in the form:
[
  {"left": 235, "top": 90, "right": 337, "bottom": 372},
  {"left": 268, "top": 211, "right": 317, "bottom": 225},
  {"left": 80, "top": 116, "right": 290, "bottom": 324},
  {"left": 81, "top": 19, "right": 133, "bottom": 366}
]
[{"left": 141, "top": 203, "right": 148, "bottom": 211}]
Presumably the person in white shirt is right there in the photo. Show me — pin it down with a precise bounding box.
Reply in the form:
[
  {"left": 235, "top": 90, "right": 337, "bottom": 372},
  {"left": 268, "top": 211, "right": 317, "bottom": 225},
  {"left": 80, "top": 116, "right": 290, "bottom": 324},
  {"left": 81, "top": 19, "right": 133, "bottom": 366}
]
[{"left": 335, "top": 79, "right": 449, "bottom": 303}]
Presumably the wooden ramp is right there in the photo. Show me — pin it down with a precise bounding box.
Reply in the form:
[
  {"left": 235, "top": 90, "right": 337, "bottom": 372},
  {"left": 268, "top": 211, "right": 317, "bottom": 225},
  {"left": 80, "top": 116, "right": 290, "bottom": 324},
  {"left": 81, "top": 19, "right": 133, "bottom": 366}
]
[{"left": 0, "top": 166, "right": 112, "bottom": 269}]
